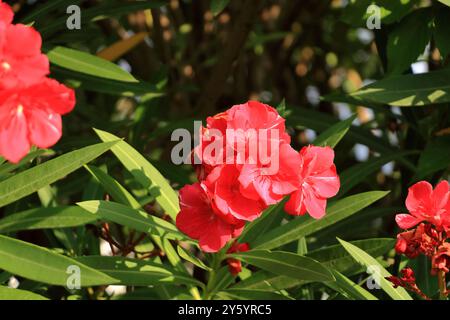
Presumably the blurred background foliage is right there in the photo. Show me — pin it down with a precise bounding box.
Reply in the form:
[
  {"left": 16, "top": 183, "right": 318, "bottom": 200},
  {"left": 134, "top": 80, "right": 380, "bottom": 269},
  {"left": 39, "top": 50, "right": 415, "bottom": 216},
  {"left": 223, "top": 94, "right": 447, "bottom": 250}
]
[{"left": 1, "top": 0, "right": 449, "bottom": 299}]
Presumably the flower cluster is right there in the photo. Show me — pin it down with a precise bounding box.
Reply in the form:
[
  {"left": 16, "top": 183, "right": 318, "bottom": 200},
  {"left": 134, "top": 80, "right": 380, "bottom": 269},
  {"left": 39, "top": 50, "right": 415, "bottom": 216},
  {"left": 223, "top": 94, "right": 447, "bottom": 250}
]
[
  {"left": 388, "top": 180, "right": 450, "bottom": 298},
  {"left": 0, "top": 2, "right": 75, "bottom": 163},
  {"left": 176, "top": 101, "right": 340, "bottom": 253}
]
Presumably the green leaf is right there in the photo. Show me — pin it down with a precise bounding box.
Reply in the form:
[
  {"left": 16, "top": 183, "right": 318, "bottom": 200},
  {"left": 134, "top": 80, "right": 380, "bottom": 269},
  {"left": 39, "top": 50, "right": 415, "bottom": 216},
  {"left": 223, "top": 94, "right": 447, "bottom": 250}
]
[
  {"left": 434, "top": 9, "right": 450, "bottom": 59},
  {"left": 77, "top": 200, "right": 185, "bottom": 241},
  {"left": 338, "top": 151, "right": 417, "bottom": 196},
  {"left": 239, "top": 199, "right": 286, "bottom": 244},
  {"left": 205, "top": 266, "right": 235, "bottom": 296},
  {"left": 48, "top": 46, "right": 137, "bottom": 82},
  {"left": 177, "top": 246, "right": 212, "bottom": 271},
  {"left": 0, "top": 149, "right": 54, "bottom": 180},
  {"left": 348, "top": 68, "right": 450, "bottom": 106},
  {"left": 21, "top": 0, "right": 83, "bottom": 24},
  {"left": 85, "top": 165, "right": 141, "bottom": 209},
  {"left": 313, "top": 114, "right": 356, "bottom": 148},
  {"left": 308, "top": 238, "right": 396, "bottom": 274},
  {"left": 74, "top": 256, "right": 203, "bottom": 288},
  {"left": 211, "top": 0, "right": 230, "bottom": 16},
  {"left": 327, "top": 269, "right": 378, "bottom": 300},
  {"left": 341, "top": 0, "right": 419, "bottom": 27},
  {"left": 0, "top": 141, "right": 117, "bottom": 209},
  {"left": 0, "top": 286, "right": 48, "bottom": 300},
  {"left": 52, "top": 66, "right": 162, "bottom": 98},
  {"left": 0, "top": 206, "right": 96, "bottom": 233},
  {"left": 94, "top": 129, "right": 180, "bottom": 219},
  {"left": 0, "top": 235, "right": 118, "bottom": 286},
  {"left": 413, "top": 136, "right": 450, "bottom": 181},
  {"left": 253, "top": 191, "right": 390, "bottom": 250},
  {"left": 387, "top": 8, "right": 433, "bottom": 75},
  {"left": 229, "top": 250, "right": 334, "bottom": 282},
  {"left": 338, "top": 238, "right": 412, "bottom": 300},
  {"left": 438, "top": 0, "right": 450, "bottom": 7},
  {"left": 40, "top": 1, "right": 167, "bottom": 36},
  {"left": 233, "top": 238, "right": 395, "bottom": 291}
]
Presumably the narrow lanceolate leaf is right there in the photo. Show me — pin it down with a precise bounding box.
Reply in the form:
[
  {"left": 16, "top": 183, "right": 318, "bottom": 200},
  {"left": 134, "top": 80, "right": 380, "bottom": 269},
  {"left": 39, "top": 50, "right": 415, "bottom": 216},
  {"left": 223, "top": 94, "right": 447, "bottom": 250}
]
[
  {"left": 0, "top": 206, "right": 97, "bottom": 233},
  {"left": 47, "top": 46, "right": 137, "bottom": 82},
  {"left": 95, "top": 129, "right": 180, "bottom": 219},
  {"left": 77, "top": 201, "right": 184, "bottom": 241},
  {"left": 177, "top": 246, "right": 212, "bottom": 271},
  {"left": 233, "top": 238, "right": 395, "bottom": 291},
  {"left": 85, "top": 165, "right": 141, "bottom": 209},
  {"left": 348, "top": 68, "right": 450, "bottom": 107},
  {"left": 253, "top": 191, "right": 390, "bottom": 250},
  {"left": 74, "top": 256, "right": 204, "bottom": 288},
  {"left": 327, "top": 269, "right": 378, "bottom": 300},
  {"left": 413, "top": 136, "right": 450, "bottom": 181},
  {"left": 230, "top": 250, "right": 334, "bottom": 283},
  {"left": 52, "top": 66, "right": 162, "bottom": 98},
  {"left": 0, "top": 141, "right": 118, "bottom": 209},
  {"left": 0, "top": 286, "right": 48, "bottom": 300},
  {"left": 338, "top": 239, "right": 412, "bottom": 300},
  {"left": 313, "top": 114, "right": 356, "bottom": 148},
  {"left": 0, "top": 235, "right": 118, "bottom": 286},
  {"left": 386, "top": 8, "right": 433, "bottom": 75},
  {"left": 239, "top": 199, "right": 286, "bottom": 244},
  {"left": 21, "top": 0, "right": 83, "bottom": 24}
]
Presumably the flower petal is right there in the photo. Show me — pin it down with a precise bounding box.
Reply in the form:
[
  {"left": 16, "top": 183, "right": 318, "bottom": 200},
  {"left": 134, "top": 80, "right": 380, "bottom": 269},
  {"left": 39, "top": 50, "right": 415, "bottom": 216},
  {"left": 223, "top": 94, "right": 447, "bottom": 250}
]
[
  {"left": 0, "top": 107, "right": 30, "bottom": 163},
  {"left": 28, "top": 108, "right": 62, "bottom": 148},
  {"left": 395, "top": 214, "right": 422, "bottom": 229}
]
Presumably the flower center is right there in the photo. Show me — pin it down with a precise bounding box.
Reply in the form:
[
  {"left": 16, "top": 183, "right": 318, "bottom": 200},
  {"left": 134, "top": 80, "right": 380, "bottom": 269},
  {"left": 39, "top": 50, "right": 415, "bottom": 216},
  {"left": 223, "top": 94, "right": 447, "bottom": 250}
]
[
  {"left": 16, "top": 104, "right": 24, "bottom": 115},
  {"left": 1, "top": 61, "right": 11, "bottom": 72}
]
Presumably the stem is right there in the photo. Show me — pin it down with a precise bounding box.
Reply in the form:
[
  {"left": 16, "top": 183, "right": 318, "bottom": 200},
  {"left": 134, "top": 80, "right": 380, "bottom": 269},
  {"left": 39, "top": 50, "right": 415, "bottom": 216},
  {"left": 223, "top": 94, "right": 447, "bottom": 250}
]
[
  {"left": 438, "top": 270, "right": 447, "bottom": 300},
  {"left": 204, "top": 252, "right": 225, "bottom": 300}
]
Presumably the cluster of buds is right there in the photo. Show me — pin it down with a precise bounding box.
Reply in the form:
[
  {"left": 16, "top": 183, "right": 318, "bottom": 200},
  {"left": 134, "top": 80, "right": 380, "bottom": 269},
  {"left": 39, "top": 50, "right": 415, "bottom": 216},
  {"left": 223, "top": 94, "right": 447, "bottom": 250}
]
[{"left": 387, "top": 181, "right": 450, "bottom": 299}]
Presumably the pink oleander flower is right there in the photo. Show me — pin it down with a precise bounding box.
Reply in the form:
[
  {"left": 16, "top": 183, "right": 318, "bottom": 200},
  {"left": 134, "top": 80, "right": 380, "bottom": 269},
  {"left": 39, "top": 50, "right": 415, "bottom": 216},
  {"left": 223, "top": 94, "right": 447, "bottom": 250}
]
[
  {"left": 0, "top": 20, "right": 49, "bottom": 89},
  {"left": 0, "top": 78, "right": 75, "bottom": 163},
  {"left": 395, "top": 181, "right": 450, "bottom": 231},
  {"left": 176, "top": 183, "right": 245, "bottom": 253},
  {"left": 203, "top": 164, "right": 266, "bottom": 222},
  {"left": 285, "top": 145, "right": 340, "bottom": 219}
]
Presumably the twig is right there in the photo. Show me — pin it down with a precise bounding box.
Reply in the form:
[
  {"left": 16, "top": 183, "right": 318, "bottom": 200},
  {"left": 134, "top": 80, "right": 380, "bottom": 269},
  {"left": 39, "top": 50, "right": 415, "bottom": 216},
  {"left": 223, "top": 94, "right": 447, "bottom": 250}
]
[{"left": 196, "top": 0, "right": 264, "bottom": 115}]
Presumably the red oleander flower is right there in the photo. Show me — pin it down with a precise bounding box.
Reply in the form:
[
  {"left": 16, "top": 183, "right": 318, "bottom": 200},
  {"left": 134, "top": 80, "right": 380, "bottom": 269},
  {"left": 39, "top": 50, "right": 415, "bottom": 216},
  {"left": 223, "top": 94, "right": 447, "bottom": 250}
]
[
  {"left": 432, "top": 242, "right": 450, "bottom": 275},
  {"left": 285, "top": 145, "right": 340, "bottom": 219},
  {"left": 395, "top": 181, "right": 450, "bottom": 231},
  {"left": 177, "top": 101, "right": 340, "bottom": 252},
  {"left": 0, "top": 1, "right": 13, "bottom": 25},
  {"left": 0, "top": 2, "right": 76, "bottom": 163},
  {"left": 203, "top": 164, "right": 266, "bottom": 222},
  {"left": 226, "top": 242, "right": 250, "bottom": 276},
  {"left": 193, "top": 111, "right": 230, "bottom": 179},
  {"left": 0, "top": 22, "right": 49, "bottom": 89},
  {"left": 386, "top": 267, "right": 416, "bottom": 288},
  {"left": 238, "top": 143, "right": 301, "bottom": 206},
  {"left": 226, "top": 100, "right": 291, "bottom": 150},
  {"left": 176, "top": 183, "right": 245, "bottom": 252},
  {"left": 395, "top": 223, "right": 439, "bottom": 259},
  {"left": 0, "top": 78, "right": 75, "bottom": 163}
]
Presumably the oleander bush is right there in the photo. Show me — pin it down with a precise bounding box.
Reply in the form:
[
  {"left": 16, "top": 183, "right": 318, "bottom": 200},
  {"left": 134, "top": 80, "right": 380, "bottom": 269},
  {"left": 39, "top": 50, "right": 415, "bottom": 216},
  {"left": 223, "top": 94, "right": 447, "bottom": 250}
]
[{"left": 0, "top": 0, "right": 449, "bottom": 300}]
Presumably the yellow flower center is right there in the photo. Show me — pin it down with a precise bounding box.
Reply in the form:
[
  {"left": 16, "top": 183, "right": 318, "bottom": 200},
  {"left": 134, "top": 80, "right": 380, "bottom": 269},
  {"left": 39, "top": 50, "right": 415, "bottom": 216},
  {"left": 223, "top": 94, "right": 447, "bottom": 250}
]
[{"left": 1, "top": 61, "right": 11, "bottom": 71}]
